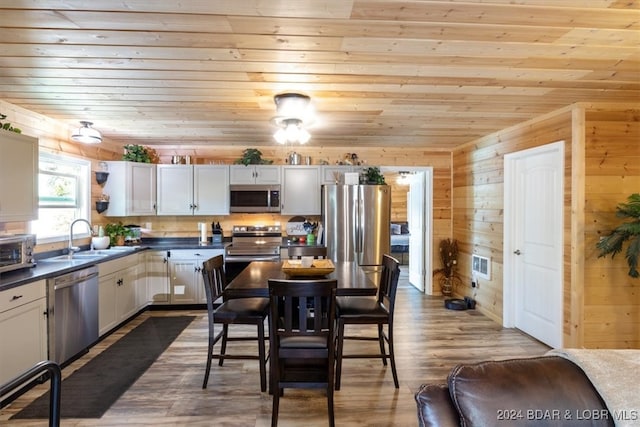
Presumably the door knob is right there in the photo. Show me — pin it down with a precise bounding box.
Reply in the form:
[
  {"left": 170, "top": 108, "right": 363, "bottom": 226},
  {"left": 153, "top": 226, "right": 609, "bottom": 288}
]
[{"left": 513, "top": 249, "right": 522, "bottom": 255}]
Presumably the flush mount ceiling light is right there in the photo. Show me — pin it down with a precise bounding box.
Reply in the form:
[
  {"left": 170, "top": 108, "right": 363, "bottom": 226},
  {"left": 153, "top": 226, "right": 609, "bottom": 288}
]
[
  {"left": 71, "top": 121, "right": 102, "bottom": 144},
  {"left": 271, "top": 93, "right": 314, "bottom": 144}
]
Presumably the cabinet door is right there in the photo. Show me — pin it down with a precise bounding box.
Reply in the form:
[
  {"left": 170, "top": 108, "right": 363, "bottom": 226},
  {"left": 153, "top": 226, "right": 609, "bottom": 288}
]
[
  {"left": 103, "top": 161, "right": 156, "bottom": 216},
  {"left": 193, "top": 165, "right": 229, "bottom": 215},
  {"left": 129, "top": 163, "right": 157, "bottom": 215},
  {"left": 0, "top": 132, "right": 38, "bottom": 222},
  {"left": 230, "top": 165, "right": 259, "bottom": 184},
  {"left": 146, "top": 251, "right": 170, "bottom": 303},
  {"left": 98, "top": 272, "right": 118, "bottom": 336},
  {"left": 169, "top": 259, "right": 200, "bottom": 304},
  {"left": 254, "top": 165, "right": 281, "bottom": 184},
  {"left": 321, "top": 165, "right": 356, "bottom": 184},
  {"left": 117, "top": 265, "right": 138, "bottom": 321},
  {"left": 281, "top": 166, "right": 321, "bottom": 215},
  {"left": 0, "top": 297, "right": 47, "bottom": 385},
  {"left": 157, "top": 165, "right": 194, "bottom": 215}
]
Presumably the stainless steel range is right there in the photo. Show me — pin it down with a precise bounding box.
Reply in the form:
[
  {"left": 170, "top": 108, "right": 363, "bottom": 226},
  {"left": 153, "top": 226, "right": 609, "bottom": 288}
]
[{"left": 224, "top": 225, "right": 282, "bottom": 282}]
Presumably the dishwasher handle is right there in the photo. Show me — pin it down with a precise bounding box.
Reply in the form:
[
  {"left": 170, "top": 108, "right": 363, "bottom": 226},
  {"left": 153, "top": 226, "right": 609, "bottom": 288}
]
[{"left": 53, "top": 271, "right": 99, "bottom": 291}]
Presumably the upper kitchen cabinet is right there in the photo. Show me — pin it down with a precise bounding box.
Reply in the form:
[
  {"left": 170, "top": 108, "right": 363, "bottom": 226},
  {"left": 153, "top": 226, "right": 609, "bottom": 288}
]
[
  {"left": 320, "top": 165, "right": 365, "bottom": 185},
  {"left": 103, "top": 161, "right": 157, "bottom": 216},
  {"left": 0, "top": 132, "right": 38, "bottom": 222},
  {"left": 157, "top": 165, "right": 229, "bottom": 215},
  {"left": 230, "top": 165, "right": 280, "bottom": 185},
  {"left": 281, "top": 166, "right": 321, "bottom": 215}
]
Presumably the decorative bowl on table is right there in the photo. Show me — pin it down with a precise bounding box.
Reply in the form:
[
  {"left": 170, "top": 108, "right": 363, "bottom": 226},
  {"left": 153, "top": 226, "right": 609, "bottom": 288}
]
[{"left": 282, "top": 259, "right": 335, "bottom": 277}]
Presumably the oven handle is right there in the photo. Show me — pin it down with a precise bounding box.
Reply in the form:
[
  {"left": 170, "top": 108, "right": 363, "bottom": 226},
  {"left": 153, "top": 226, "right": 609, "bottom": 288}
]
[{"left": 225, "top": 256, "right": 281, "bottom": 263}]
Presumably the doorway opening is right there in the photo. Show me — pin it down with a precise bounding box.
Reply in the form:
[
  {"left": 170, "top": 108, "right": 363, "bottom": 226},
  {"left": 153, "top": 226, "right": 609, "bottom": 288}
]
[{"left": 381, "top": 167, "right": 433, "bottom": 294}]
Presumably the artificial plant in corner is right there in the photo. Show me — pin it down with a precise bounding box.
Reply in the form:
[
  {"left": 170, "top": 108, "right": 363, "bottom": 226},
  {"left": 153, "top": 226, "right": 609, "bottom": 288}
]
[
  {"left": 0, "top": 113, "right": 22, "bottom": 133},
  {"left": 596, "top": 193, "right": 640, "bottom": 278}
]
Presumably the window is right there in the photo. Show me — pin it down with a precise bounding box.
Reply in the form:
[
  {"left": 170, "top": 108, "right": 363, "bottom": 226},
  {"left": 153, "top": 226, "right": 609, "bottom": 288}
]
[{"left": 32, "top": 152, "right": 91, "bottom": 242}]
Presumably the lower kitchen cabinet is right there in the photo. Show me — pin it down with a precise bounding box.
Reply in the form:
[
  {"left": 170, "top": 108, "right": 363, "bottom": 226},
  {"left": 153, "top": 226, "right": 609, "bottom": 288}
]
[
  {"left": 169, "top": 249, "right": 223, "bottom": 304},
  {"left": 146, "top": 250, "right": 170, "bottom": 304},
  {"left": 98, "top": 255, "right": 139, "bottom": 336},
  {"left": 0, "top": 279, "right": 47, "bottom": 385}
]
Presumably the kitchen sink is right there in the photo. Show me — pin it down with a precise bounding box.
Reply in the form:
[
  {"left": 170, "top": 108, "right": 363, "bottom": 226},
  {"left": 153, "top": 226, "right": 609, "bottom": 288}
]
[
  {"left": 40, "top": 247, "right": 138, "bottom": 263},
  {"left": 41, "top": 254, "right": 108, "bottom": 262}
]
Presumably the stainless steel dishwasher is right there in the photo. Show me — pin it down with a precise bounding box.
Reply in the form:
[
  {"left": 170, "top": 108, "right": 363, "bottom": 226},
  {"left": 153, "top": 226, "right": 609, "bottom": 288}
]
[{"left": 47, "top": 265, "right": 99, "bottom": 365}]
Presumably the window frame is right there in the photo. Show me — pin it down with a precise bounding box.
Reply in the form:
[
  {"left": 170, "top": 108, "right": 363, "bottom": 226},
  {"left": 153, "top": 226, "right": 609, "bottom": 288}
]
[{"left": 32, "top": 151, "right": 92, "bottom": 244}]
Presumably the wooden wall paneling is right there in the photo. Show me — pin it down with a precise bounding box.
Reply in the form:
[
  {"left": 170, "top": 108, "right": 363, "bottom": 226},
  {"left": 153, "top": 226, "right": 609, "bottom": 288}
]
[{"left": 582, "top": 105, "right": 640, "bottom": 349}]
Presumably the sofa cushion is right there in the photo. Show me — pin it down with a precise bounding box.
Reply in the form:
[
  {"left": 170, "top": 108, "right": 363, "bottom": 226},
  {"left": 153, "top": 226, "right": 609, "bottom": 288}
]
[
  {"left": 447, "top": 356, "right": 613, "bottom": 427},
  {"left": 415, "top": 384, "right": 459, "bottom": 427}
]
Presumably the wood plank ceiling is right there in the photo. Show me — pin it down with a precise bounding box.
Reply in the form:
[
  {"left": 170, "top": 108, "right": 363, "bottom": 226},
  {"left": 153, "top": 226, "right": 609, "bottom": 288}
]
[{"left": 0, "top": 1, "right": 638, "bottom": 150}]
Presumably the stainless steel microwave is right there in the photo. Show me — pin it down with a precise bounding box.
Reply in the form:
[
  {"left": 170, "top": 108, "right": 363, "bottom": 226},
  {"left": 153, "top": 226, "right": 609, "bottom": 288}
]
[
  {"left": 0, "top": 234, "right": 36, "bottom": 274},
  {"left": 229, "top": 185, "right": 280, "bottom": 213}
]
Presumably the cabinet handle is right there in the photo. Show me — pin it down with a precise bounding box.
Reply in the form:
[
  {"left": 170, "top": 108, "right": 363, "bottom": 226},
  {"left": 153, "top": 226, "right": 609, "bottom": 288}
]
[
  {"left": 117, "top": 278, "right": 123, "bottom": 286},
  {"left": 11, "top": 295, "right": 23, "bottom": 301}
]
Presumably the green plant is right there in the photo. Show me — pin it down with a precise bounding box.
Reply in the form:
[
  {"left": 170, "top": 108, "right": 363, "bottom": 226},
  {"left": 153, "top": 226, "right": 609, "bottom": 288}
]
[
  {"left": 104, "top": 222, "right": 132, "bottom": 246},
  {"left": 234, "top": 148, "right": 273, "bottom": 165},
  {"left": 596, "top": 193, "right": 640, "bottom": 278},
  {"left": 363, "top": 166, "right": 386, "bottom": 184},
  {"left": 122, "top": 144, "right": 156, "bottom": 163},
  {"left": 0, "top": 114, "right": 22, "bottom": 133}
]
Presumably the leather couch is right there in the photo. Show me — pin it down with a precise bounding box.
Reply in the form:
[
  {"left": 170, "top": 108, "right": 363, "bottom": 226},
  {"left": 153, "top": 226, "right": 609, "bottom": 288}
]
[{"left": 415, "top": 356, "right": 614, "bottom": 427}]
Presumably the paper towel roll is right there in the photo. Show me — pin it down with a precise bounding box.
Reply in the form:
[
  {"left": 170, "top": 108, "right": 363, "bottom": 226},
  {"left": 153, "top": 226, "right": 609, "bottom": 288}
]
[{"left": 199, "top": 222, "right": 207, "bottom": 242}]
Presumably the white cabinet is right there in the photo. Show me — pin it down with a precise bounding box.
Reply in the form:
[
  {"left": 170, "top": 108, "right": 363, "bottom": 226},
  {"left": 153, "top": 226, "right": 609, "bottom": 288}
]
[
  {"left": 146, "top": 250, "right": 170, "bottom": 304},
  {"left": 168, "top": 249, "right": 223, "bottom": 304},
  {"left": 281, "top": 166, "right": 321, "bottom": 215},
  {"left": 0, "top": 280, "right": 47, "bottom": 385},
  {"left": 98, "top": 255, "right": 139, "bottom": 336},
  {"left": 230, "top": 165, "right": 280, "bottom": 184},
  {"left": 320, "top": 165, "right": 364, "bottom": 184},
  {"left": 156, "top": 165, "right": 229, "bottom": 215},
  {"left": 103, "top": 161, "right": 156, "bottom": 216},
  {"left": 0, "top": 132, "right": 38, "bottom": 222}
]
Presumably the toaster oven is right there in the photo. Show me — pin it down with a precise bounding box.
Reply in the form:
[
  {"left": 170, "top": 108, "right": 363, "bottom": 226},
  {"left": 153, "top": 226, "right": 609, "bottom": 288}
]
[{"left": 0, "top": 234, "right": 36, "bottom": 274}]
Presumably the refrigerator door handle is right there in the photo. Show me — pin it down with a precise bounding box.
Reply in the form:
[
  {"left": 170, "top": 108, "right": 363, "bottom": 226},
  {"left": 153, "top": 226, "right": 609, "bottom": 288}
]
[{"left": 356, "top": 198, "right": 363, "bottom": 254}]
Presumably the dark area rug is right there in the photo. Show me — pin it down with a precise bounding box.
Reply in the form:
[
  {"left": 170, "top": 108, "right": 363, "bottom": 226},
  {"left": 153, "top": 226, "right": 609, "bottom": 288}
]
[{"left": 13, "top": 315, "right": 195, "bottom": 419}]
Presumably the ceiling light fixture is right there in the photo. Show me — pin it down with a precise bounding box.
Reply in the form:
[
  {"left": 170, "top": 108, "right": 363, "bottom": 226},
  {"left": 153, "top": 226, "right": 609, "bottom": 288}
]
[
  {"left": 71, "top": 121, "right": 102, "bottom": 144},
  {"left": 271, "top": 93, "right": 314, "bottom": 144}
]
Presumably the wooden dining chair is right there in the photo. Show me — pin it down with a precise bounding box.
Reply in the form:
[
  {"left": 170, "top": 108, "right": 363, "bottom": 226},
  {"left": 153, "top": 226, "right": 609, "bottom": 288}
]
[
  {"left": 287, "top": 245, "right": 327, "bottom": 259},
  {"left": 268, "top": 278, "right": 338, "bottom": 427},
  {"left": 201, "top": 255, "right": 269, "bottom": 392},
  {"left": 334, "top": 254, "right": 401, "bottom": 390}
]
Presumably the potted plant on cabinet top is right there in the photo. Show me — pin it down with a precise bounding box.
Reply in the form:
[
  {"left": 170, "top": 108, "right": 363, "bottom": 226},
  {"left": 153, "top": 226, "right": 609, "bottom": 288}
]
[
  {"left": 234, "top": 148, "right": 273, "bottom": 165},
  {"left": 122, "top": 144, "right": 158, "bottom": 163},
  {"left": 362, "top": 166, "right": 386, "bottom": 184},
  {"left": 596, "top": 193, "right": 640, "bottom": 279}
]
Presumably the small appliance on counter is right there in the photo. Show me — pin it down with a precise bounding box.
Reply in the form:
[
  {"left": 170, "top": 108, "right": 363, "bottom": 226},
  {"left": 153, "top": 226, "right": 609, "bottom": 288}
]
[
  {"left": 124, "top": 225, "right": 142, "bottom": 245},
  {"left": 0, "top": 234, "right": 36, "bottom": 274},
  {"left": 211, "top": 222, "right": 223, "bottom": 243}
]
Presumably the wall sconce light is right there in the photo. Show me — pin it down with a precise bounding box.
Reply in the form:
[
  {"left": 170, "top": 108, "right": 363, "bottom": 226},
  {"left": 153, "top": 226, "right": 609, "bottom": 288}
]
[{"left": 71, "top": 121, "right": 102, "bottom": 144}]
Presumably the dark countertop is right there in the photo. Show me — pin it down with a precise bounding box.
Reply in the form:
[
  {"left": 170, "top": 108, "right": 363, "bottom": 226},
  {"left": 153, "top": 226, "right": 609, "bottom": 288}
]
[{"left": 0, "top": 237, "right": 324, "bottom": 292}]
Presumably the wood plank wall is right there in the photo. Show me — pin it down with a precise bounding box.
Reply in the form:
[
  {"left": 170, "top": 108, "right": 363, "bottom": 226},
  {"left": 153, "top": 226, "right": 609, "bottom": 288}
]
[
  {"left": 0, "top": 100, "right": 451, "bottom": 287},
  {"left": 583, "top": 107, "right": 640, "bottom": 349},
  {"left": 452, "top": 102, "right": 640, "bottom": 349}
]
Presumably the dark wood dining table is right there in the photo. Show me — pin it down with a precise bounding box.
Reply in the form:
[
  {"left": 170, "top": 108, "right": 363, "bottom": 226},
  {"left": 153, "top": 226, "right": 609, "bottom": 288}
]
[{"left": 225, "top": 260, "right": 380, "bottom": 298}]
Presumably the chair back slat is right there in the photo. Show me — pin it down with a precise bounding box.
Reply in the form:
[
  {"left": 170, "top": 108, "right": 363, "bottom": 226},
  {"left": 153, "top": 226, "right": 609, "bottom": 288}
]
[
  {"left": 378, "top": 254, "right": 401, "bottom": 313},
  {"left": 202, "top": 254, "right": 226, "bottom": 308},
  {"left": 288, "top": 246, "right": 327, "bottom": 259}
]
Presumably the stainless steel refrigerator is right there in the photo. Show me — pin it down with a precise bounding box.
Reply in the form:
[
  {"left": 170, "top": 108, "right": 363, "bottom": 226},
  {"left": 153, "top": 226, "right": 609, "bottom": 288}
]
[{"left": 322, "top": 184, "right": 391, "bottom": 265}]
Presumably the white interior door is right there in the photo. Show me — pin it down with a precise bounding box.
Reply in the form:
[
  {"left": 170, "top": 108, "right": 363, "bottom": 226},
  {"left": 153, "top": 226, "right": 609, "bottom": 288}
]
[
  {"left": 407, "top": 173, "right": 425, "bottom": 291},
  {"left": 504, "top": 142, "right": 564, "bottom": 348}
]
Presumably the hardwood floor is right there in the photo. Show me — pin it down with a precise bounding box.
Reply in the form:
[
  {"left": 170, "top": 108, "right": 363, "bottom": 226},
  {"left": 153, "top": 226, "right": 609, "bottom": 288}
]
[{"left": 1, "top": 274, "right": 550, "bottom": 426}]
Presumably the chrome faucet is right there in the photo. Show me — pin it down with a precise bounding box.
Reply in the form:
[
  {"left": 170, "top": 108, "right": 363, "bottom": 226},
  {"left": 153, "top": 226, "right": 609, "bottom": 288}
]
[{"left": 68, "top": 218, "right": 94, "bottom": 257}]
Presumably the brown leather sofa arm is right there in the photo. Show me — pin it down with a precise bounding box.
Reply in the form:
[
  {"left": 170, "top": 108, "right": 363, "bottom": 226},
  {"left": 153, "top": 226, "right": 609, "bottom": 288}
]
[{"left": 415, "top": 383, "right": 459, "bottom": 427}]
